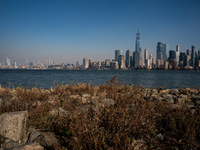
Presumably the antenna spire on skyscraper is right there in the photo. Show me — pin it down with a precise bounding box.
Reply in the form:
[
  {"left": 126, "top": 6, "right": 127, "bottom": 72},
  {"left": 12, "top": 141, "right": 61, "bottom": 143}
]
[{"left": 137, "top": 24, "right": 139, "bottom": 33}]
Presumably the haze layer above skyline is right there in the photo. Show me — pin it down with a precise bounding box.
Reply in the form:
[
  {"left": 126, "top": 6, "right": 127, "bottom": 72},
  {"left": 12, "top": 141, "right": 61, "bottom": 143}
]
[{"left": 1, "top": 0, "right": 200, "bottom": 64}]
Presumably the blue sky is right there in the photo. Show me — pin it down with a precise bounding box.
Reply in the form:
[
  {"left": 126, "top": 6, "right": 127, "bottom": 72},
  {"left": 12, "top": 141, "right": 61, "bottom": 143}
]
[{"left": 0, "top": 0, "right": 200, "bottom": 65}]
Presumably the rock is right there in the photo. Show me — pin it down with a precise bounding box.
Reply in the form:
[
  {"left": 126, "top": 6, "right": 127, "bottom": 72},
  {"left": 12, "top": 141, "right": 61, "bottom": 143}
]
[
  {"left": 69, "top": 95, "right": 80, "bottom": 99},
  {"left": 58, "top": 107, "right": 71, "bottom": 116},
  {"left": 1, "top": 138, "right": 21, "bottom": 149},
  {"left": 82, "top": 93, "right": 90, "bottom": 98},
  {"left": 160, "top": 89, "right": 169, "bottom": 94},
  {"left": 162, "top": 94, "right": 174, "bottom": 103},
  {"left": 49, "top": 109, "right": 59, "bottom": 116},
  {"left": 151, "top": 94, "right": 157, "bottom": 100},
  {"left": 32, "top": 101, "right": 41, "bottom": 107},
  {"left": 131, "top": 138, "right": 147, "bottom": 150},
  {"left": 155, "top": 133, "right": 164, "bottom": 141},
  {"left": 170, "top": 104, "right": 181, "bottom": 109},
  {"left": 101, "top": 98, "right": 115, "bottom": 107},
  {"left": 0, "top": 111, "right": 28, "bottom": 142},
  {"left": 49, "top": 107, "right": 71, "bottom": 116},
  {"left": 28, "top": 131, "right": 58, "bottom": 148},
  {"left": 77, "top": 105, "right": 96, "bottom": 113},
  {"left": 191, "top": 95, "right": 200, "bottom": 101},
  {"left": 6, "top": 142, "right": 44, "bottom": 150},
  {"left": 156, "top": 96, "right": 163, "bottom": 101},
  {"left": 169, "top": 89, "right": 179, "bottom": 95},
  {"left": 47, "top": 96, "right": 57, "bottom": 105},
  {"left": 191, "top": 95, "right": 200, "bottom": 106},
  {"left": 177, "top": 98, "right": 185, "bottom": 104},
  {"left": 180, "top": 94, "right": 189, "bottom": 100}
]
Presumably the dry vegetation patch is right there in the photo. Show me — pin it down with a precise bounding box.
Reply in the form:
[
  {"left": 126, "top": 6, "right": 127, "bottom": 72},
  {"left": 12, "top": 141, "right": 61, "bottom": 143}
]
[{"left": 0, "top": 78, "right": 200, "bottom": 149}]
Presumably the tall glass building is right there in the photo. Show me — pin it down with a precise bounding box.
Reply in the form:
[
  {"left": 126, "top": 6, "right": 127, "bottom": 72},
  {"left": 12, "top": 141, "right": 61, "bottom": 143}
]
[
  {"left": 176, "top": 45, "right": 180, "bottom": 63},
  {"left": 163, "top": 44, "right": 169, "bottom": 61},
  {"left": 115, "top": 50, "right": 122, "bottom": 63},
  {"left": 191, "top": 45, "right": 195, "bottom": 67},
  {"left": 135, "top": 25, "right": 141, "bottom": 52},
  {"left": 125, "top": 49, "right": 132, "bottom": 68},
  {"left": 157, "top": 42, "right": 163, "bottom": 60}
]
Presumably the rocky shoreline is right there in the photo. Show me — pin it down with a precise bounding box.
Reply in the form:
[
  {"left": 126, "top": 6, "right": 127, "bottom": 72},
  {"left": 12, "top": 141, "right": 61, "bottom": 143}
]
[{"left": 0, "top": 83, "right": 200, "bottom": 149}]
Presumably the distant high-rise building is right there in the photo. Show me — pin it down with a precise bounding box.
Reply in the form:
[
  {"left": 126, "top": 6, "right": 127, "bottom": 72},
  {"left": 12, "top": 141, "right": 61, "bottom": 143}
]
[
  {"left": 25, "top": 58, "right": 28, "bottom": 65},
  {"left": 16, "top": 60, "right": 19, "bottom": 66},
  {"left": 186, "top": 49, "right": 192, "bottom": 57},
  {"left": 149, "top": 53, "right": 152, "bottom": 62},
  {"left": 164, "top": 61, "right": 169, "bottom": 70},
  {"left": 184, "top": 55, "right": 190, "bottom": 66},
  {"left": 180, "top": 52, "right": 186, "bottom": 63},
  {"left": 132, "top": 52, "right": 135, "bottom": 67},
  {"left": 83, "top": 58, "right": 89, "bottom": 69},
  {"left": 110, "top": 61, "right": 119, "bottom": 70},
  {"left": 125, "top": 49, "right": 132, "bottom": 68},
  {"left": 134, "top": 51, "right": 143, "bottom": 68},
  {"left": 6, "top": 57, "right": 10, "bottom": 66},
  {"left": 163, "top": 44, "right": 168, "bottom": 61},
  {"left": 144, "top": 49, "right": 148, "bottom": 68},
  {"left": 144, "top": 49, "right": 148, "bottom": 62},
  {"left": 169, "top": 50, "right": 176, "bottom": 62},
  {"left": 115, "top": 50, "right": 122, "bottom": 63},
  {"left": 135, "top": 25, "right": 141, "bottom": 52},
  {"left": 191, "top": 45, "right": 195, "bottom": 67},
  {"left": 105, "top": 59, "right": 110, "bottom": 68},
  {"left": 157, "top": 52, "right": 164, "bottom": 65},
  {"left": 157, "top": 42, "right": 163, "bottom": 60},
  {"left": 76, "top": 61, "right": 79, "bottom": 67},
  {"left": 176, "top": 45, "right": 180, "bottom": 63},
  {"left": 198, "top": 49, "right": 200, "bottom": 56},
  {"left": 30, "top": 62, "right": 33, "bottom": 67},
  {"left": 156, "top": 59, "right": 161, "bottom": 68},
  {"left": 89, "top": 58, "right": 92, "bottom": 67},
  {"left": 119, "top": 55, "right": 126, "bottom": 69}
]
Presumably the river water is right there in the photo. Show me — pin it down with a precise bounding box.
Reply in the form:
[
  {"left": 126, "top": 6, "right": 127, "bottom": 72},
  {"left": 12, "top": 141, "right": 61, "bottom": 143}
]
[{"left": 0, "top": 69, "right": 199, "bottom": 89}]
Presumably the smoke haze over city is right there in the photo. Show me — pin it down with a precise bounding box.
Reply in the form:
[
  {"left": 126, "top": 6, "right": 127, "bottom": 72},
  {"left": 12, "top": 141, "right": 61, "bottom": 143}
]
[{"left": 0, "top": 0, "right": 200, "bottom": 65}]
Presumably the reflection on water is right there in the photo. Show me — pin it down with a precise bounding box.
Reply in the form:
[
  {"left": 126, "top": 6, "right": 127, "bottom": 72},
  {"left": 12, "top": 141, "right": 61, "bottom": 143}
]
[{"left": 0, "top": 69, "right": 199, "bottom": 89}]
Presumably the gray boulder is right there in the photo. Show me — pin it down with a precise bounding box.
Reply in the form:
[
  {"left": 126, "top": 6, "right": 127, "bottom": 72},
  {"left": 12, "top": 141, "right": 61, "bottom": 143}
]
[
  {"left": 27, "top": 130, "right": 58, "bottom": 148},
  {"left": 0, "top": 111, "right": 28, "bottom": 142},
  {"left": 6, "top": 142, "right": 44, "bottom": 150},
  {"left": 101, "top": 98, "right": 115, "bottom": 107}
]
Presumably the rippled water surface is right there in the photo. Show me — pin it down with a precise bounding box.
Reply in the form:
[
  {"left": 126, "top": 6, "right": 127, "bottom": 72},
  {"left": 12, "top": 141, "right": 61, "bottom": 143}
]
[{"left": 0, "top": 69, "right": 199, "bottom": 89}]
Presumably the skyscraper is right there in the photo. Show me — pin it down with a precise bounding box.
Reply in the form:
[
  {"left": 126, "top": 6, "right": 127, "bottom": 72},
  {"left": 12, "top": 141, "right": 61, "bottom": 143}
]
[
  {"left": 144, "top": 49, "right": 148, "bottom": 68},
  {"left": 157, "top": 52, "right": 164, "bottom": 65},
  {"left": 134, "top": 51, "right": 143, "bottom": 68},
  {"left": 144, "top": 49, "right": 148, "bottom": 62},
  {"left": 135, "top": 25, "right": 141, "bottom": 52},
  {"left": 134, "top": 25, "right": 142, "bottom": 68},
  {"left": 176, "top": 45, "right": 180, "bottom": 63},
  {"left": 163, "top": 44, "right": 169, "bottom": 61},
  {"left": 115, "top": 50, "right": 122, "bottom": 63},
  {"left": 119, "top": 55, "right": 126, "bottom": 69},
  {"left": 125, "top": 49, "right": 132, "bottom": 68},
  {"left": 156, "top": 42, "right": 163, "bottom": 60},
  {"left": 83, "top": 58, "right": 89, "bottom": 69},
  {"left": 186, "top": 49, "right": 192, "bottom": 57},
  {"left": 6, "top": 57, "right": 10, "bottom": 66},
  {"left": 191, "top": 45, "right": 195, "bottom": 67},
  {"left": 169, "top": 50, "right": 176, "bottom": 60}
]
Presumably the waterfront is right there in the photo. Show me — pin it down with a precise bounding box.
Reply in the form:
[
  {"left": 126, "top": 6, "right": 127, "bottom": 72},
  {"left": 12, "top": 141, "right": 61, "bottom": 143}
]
[{"left": 0, "top": 69, "right": 199, "bottom": 89}]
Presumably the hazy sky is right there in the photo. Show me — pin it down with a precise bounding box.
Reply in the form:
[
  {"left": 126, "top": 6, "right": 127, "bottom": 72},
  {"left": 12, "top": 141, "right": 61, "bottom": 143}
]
[{"left": 1, "top": 0, "right": 200, "bottom": 65}]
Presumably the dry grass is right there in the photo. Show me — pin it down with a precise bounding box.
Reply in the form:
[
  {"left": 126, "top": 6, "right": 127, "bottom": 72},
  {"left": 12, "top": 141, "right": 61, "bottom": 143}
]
[{"left": 0, "top": 78, "right": 200, "bottom": 149}]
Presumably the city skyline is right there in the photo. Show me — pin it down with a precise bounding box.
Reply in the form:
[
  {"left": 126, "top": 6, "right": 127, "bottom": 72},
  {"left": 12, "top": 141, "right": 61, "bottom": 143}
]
[{"left": 1, "top": 0, "right": 200, "bottom": 64}]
